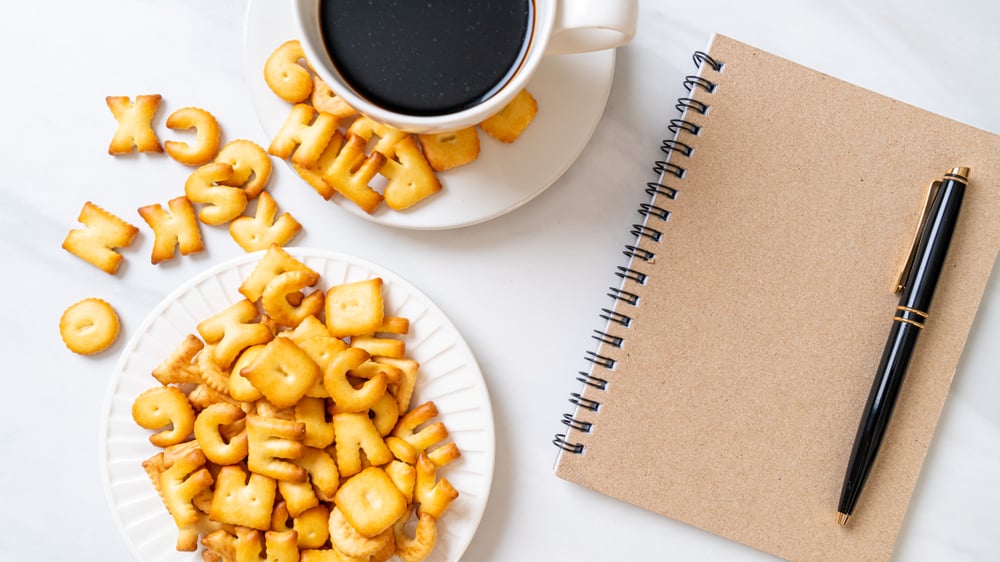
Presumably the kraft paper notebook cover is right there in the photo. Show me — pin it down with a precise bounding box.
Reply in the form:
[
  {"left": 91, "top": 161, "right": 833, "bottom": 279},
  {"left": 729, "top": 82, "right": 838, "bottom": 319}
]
[{"left": 552, "top": 34, "right": 1000, "bottom": 561}]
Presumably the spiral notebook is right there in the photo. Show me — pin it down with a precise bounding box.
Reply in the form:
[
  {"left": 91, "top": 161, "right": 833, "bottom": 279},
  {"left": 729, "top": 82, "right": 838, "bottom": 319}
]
[{"left": 553, "top": 34, "right": 1000, "bottom": 562}]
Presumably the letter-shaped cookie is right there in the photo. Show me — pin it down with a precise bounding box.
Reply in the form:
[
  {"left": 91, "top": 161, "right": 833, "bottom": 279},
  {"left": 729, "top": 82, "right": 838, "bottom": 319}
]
[
  {"left": 239, "top": 244, "right": 317, "bottom": 302},
  {"left": 154, "top": 448, "right": 214, "bottom": 551},
  {"left": 151, "top": 334, "right": 204, "bottom": 385},
  {"left": 62, "top": 201, "right": 139, "bottom": 274},
  {"left": 184, "top": 162, "right": 249, "bottom": 225},
  {"left": 164, "top": 106, "right": 221, "bottom": 166},
  {"left": 332, "top": 411, "right": 392, "bottom": 478},
  {"left": 479, "top": 88, "right": 538, "bottom": 143},
  {"left": 277, "top": 478, "right": 320, "bottom": 519},
  {"left": 293, "top": 130, "right": 345, "bottom": 200},
  {"left": 392, "top": 510, "right": 438, "bottom": 562},
  {"left": 392, "top": 401, "right": 448, "bottom": 454},
  {"left": 311, "top": 76, "right": 358, "bottom": 119},
  {"left": 335, "top": 467, "right": 407, "bottom": 539},
  {"left": 263, "top": 40, "right": 313, "bottom": 103},
  {"left": 380, "top": 136, "right": 442, "bottom": 211},
  {"left": 131, "top": 386, "right": 196, "bottom": 447},
  {"left": 138, "top": 196, "right": 205, "bottom": 264},
  {"left": 417, "top": 127, "right": 481, "bottom": 171},
  {"left": 241, "top": 337, "right": 320, "bottom": 409},
  {"left": 324, "top": 278, "right": 385, "bottom": 338},
  {"left": 245, "top": 414, "right": 307, "bottom": 482},
  {"left": 229, "top": 191, "right": 302, "bottom": 252},
  {"left": 414, "top": 452, "right": 458, "bottom": 519},
  {"left": 261, "top": 270, "right": 324, "bottom": 328},
  {"left": 215, "top": 139, "right": 273, "bottom": 199},
  {"left": 106, "top": 94, "right": 163, "bottom": 154},
  {"left": 272, "top": 503, "right": 330, "bottom": 550},
  {"left": 327, "top": 505, "right": 393, "bottom": 557},
  {"left": 194, "top": 403, "right": 248, "bottom": 465},
  {"left": 323, "top": 347, "right": 388, "bottom": 414},
  {"left": 210, "top": 464, "right": 277, "bottom": 530},
  {"left": 347, "top": 116, "right": 409, "bottom": 158},
  {"left": 268, "top": 103, "right": 338, "bottom": 168},
  {"left": 294, "top": 397, "right": 335, "bottom": 449},
  {"left": 295, "top": 446, "right": 339, "bottom": 501},
  {"left": 321, "top": 133, "right": 386, "bottom": 213},
  {"left": 196, "top": 299, "right": 274, "bottom": 369}
]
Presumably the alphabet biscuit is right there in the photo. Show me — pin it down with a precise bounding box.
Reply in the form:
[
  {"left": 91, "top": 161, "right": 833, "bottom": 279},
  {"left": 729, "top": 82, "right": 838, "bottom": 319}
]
[
  {"left": 379, "top": 136, "right": 442, "bottom": 211},
  {"left": 138, "top": 196, "right": 205, "bottom": 264},
  {"left": 310, "top": 76, "right": 358, "bottom": 119},
  {"left": 417, "top": 127, "right": 480, "bottom": 171},
  {"left": 264, "top": 40, "right": 313, "bottom": 104},
  {"left": 62, "top": 201, "right": 139, "bottom": 275},
  {"left": 184, "top": 162, "right": 248, "bottom": 226},
  {"left": 106, "top": 94, "right": 163, "bottom": 154},
  {"left": 164, "top": 106, "right": 221, "bottom": 166},
  {"left": 215, "top": 139, "right": 273, "bottom": 199},
  {"left": 229, "top": 191, "right": 302, "bottom": 252},
  {"left": 59, "top": 297, "right": 120, "bottom": 355},
  {"left": 479, "top": 88, "right": 538, "bottom": 143}
]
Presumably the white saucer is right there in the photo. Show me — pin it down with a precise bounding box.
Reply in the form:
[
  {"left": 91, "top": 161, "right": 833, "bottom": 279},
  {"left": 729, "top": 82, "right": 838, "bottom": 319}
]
[{"left": 242, "top": 0, "right": 616, "bottom": 230}]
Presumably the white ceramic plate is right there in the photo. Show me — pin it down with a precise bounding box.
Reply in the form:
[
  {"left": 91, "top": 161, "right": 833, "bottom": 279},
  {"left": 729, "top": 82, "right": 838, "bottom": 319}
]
[
  {"left": 242, "top": 0, "right": 616, "bottom": 230},
  {"left": 100, "top": 248, "right": 495, "bottom": 562}
]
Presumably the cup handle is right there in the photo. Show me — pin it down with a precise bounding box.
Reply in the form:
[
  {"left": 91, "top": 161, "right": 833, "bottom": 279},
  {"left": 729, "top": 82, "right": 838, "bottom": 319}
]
[{"left": 546, "top": 0, "right": 638, "bottom": 55}]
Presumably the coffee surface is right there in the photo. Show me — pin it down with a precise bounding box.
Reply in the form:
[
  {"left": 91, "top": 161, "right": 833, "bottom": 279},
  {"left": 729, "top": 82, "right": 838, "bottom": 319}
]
[{"left": 319, "top": 0, "right": 531, "bottom": 116}]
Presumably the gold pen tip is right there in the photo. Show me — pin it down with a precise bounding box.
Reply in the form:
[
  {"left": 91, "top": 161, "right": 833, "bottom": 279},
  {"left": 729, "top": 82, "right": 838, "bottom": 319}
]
[{"left": 837, "top": 512, "right": 851, "bottom": 526}]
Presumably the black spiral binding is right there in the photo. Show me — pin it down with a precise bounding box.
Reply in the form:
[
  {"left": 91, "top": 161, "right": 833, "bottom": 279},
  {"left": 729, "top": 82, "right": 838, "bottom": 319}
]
[{"left": 553, "top": 48, "right": 724, "bottom": 456}]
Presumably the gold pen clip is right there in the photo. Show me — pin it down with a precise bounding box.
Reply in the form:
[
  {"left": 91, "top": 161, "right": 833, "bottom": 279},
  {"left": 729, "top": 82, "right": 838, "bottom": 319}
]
[{"left": 895, "top": 179, "right": 941, "bottom": 294}]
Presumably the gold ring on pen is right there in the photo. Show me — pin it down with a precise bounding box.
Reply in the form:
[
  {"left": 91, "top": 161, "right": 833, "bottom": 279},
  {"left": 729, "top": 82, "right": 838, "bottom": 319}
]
[
  {"left": 896, "top": 306, "right": 928, "bottom": 318},
  {"left": 893, "top": 316, "right": 925, "bottom": 329}
]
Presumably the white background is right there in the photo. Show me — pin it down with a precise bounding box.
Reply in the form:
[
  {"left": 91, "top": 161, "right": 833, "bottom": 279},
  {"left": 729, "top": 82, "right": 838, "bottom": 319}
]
[{"left": 1, "top": 1, "right": 998, "bottom": 560}]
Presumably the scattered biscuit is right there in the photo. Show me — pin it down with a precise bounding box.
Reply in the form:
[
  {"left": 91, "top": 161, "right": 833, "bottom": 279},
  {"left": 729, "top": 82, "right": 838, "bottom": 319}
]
[
  {"left": 320, "top": 133, "right": 386, "bottom": 213},
  {"left": 62, "top": 201, "right": 139, "bottom": 275},
  {"left": 151, "top": 334, "right": 204, "bottom": 385},
  {"left": 264, "top": 40, "right": 313, "bottom": 104},
  {"left": 59, "top": 297, "right": 120, "bottom": 355},
  {"left": 380, "top": 136, "right": 442, "bottom": 211},
  {"left": 328, "top": 505, "right": 393, "bottom": 558},
  {"left": 197, "top": 298, "right": 274, "bottom": 369},
  {"left": 479, "top": 88, "right": 538, "bottom": 143},
  {"left": 417, "top": 127, "right": 481, "bottom": 171},
  {"left": 229, "top": 191, "right": 301, "bottom": 252},
  {"left": 184, "top": 162, "right": 248, "bottom": 226},
  {"left": 215, "top": 139, "right": 273, "bottom": 199},
  {"left": 347, "top": 116, "right": 409, "bottom": 159},
  {"left": 293, "top": 131, "right": 345, "bottom": 200},
  {"left": 106, "top": 94, "right": 163, "bottom": 154},
  {"left": 138, "top": 196, "right": 205, "bottom": 264},
  {"left": 269, "top": 103, "right": 339, "bottom": 168},
  {"left": 164, "top": 107, "right": 222, "bottom": 166},
  {"left": 310, "top": 76, "right": 358, "bottom": 119},
  {"left": 210, "top": 464, "right": 277, "bottom": 530},
  {"left": 131, "top": 386, "right": 197, "bottom": 448},
  {"left": 393, "top": 510, "right": 438, "bottom": 562}
]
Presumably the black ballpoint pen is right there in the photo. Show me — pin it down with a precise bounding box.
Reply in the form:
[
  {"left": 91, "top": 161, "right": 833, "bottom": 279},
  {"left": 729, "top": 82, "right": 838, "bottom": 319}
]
[{"left": 837, "top": 166, "right": 970, "bottom": 526}]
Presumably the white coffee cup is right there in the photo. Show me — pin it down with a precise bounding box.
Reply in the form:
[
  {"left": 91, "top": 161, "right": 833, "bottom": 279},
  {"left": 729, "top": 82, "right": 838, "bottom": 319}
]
[{"left": 293, "top": 0, "right": 637, "bottom": 134}]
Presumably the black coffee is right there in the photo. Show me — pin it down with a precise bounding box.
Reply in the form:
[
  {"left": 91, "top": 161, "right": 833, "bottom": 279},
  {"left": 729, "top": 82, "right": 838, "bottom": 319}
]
[{"left": 319, "top": 0, "right": 532, "bottom": 116}]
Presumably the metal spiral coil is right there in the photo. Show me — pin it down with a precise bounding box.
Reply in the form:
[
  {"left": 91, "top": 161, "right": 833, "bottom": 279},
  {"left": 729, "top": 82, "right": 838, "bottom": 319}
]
[{"left": 555, "top": 48, "right": 724, "bottom": 455}]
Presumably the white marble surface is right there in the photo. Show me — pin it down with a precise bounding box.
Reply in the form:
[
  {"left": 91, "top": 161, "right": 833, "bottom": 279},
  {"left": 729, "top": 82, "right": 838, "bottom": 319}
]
[{"left": 2, "top": 0, "right": 998, "bottom": 560}]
